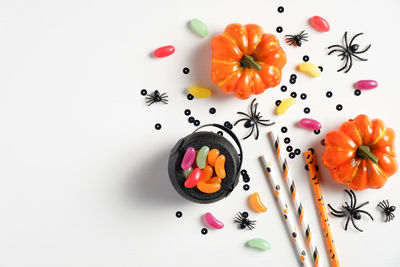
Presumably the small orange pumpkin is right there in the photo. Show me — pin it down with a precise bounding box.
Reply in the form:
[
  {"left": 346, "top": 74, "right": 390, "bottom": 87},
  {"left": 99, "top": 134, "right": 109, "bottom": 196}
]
[
  {"left": 322, "top": 114, "right": 398, "bottom": 190},
  {"left": 211, "top": 23, "right": 287, "bottom": 99}
]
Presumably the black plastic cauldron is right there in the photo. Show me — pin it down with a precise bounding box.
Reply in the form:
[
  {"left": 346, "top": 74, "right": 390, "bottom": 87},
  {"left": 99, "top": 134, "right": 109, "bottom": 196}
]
[{"left": 168, "top": 124, "right": 243, "bottom": 204}]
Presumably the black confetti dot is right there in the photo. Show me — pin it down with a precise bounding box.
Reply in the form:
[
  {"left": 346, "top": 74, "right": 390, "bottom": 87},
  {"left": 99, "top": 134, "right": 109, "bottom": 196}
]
[
  {"left": 286, "top": 145, "right": 293, "bottom": 152},
  {"left": 241, "top": 169, "right": 247, "bottom": 175},
  {"left": 183, "top": 67, "right": 190, "bottom": 74},
  {"left": 155, "top": 123, "right": 161, "bottom": 130},
  {"left": 184, "top": 109, "right": 191, "bottom": 116},
  {"left": 276, "top": 26, "right": 283, "bottom": 33},
  {"left": 188, "top": 117, "right": 195, "bottom": 123},
  {"left": 194, "top": 120, "right": 200, "bottom": 126},
  {"left": 242, "top": 212, "right": 249, "bottom": 218},
  {"left": 176, "top": 211, "right": 182, "bottom": 218},
  {"left": 290, "top": 79, "right": 296, "bottom": 84},
  {"left": 300, "top": 93, "right": 307, "bottom": 100},
  {"left": 284, "top": 137, "right": 291, "bottom": 144},
  {"left": 266, "top": 167, "right": 271, "bottom": 173},
  {"left": 277, "top": 6, "right": 284, "bottom": 13},
  {"left": 201, "top": 228, "right": 208, "bottom": 235},
  {"left": 292, "top": 232, "right": 297, "bottom": 238},
  {"left": 290, "top": 74, "right": 297, "bottom": 80},
  {"left": 290, "top": 92, "right": 297, "bottom": 98},
  {"left": 321, "top": 139, "right": 326, "bottom": 146},
  {"left": 217, "top": 131, "right": 223, "bottom": 136},
  {"left": 304, "top": 107, "right": 310, "bottom": 114},
  {"left": 326, "top": 91, "right": 333, "bottom": 98},
  {"left": 336, "top": 104, "right": 343, "bottom": 111},
  {"left": 275, "top": 100, "right": 281, "bottom": 106},
  {"left": 354, "top": 89, "right": 361, "bottom": 96},
  {"left": 141, "top": 89, "right": 147, "bottom": 96},
  {"left": 281, "top": 126, "right": 288, "bottom": 133},
  {"left": 314, "top": 130, "right": 321, "bottom": 135},
  {"left": 209, "top": 107, "right": 216, "bottom": 114},
  {"left": 281, "top": 85, "right": 287, "bottom": 92},
  {"left": 295, "top": 148, "right": 301, "bottom": 155},
  {"left": 308, "top": 148, "right": 315, "bottom": 154},
  {"left": 305, "top": 165, "right": 309, "bottom": 171},
  {"left": 243, "top": 176, "right": 250, "bottom": 183},
  {"left": 289, "top": 152, "right": 295, "bottom": 159},
  {"left": 318, "top": 66, "right": 323, "bottom": 72},
  {"left": 243, "top": 184, "right": 250, "bottom": 191},
  {"left": 224, "top": 121, "right": 231, "bottom": 127},
  {"left": 187, "top": 94, "right": 194, "bottom": 100},
  {"left": 303, "top": 55, "right": 309, "bottom": 62}
]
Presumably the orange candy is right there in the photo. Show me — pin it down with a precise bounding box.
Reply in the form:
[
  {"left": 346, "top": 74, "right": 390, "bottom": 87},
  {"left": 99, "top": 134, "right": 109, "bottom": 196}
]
[
  {"left": 207, "top": 149, "right": 220, "bottom": 167},
  {"left": 199, "top": 165, "right": 213, "bottom": 182},
  {"left": 248, "top": 192, "right": 267, "bottom": 212},
  {"left": 215, "top": 155, "right": 226, "bottom": 179},
  {"left": 197, "top": 176, "right": 222, "bottom": 194}
]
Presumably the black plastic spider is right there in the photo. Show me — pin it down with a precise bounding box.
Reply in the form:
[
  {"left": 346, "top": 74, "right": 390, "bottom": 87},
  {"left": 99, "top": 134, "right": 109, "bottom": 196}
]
[
  {"left": 234, "top": 98, "right": 274, "bottom": 140},
  {"left": 328, "top": 189, "right": 373, "bottom": 232},
  {"left": 234, "top": 212, "right": 256, "bottom": 230},
  {"left": 328, "top": 32, "right": 371, "bottom": 73},
  {"left": 285, "top": 30, "right": 308, "bottom": 47},
  {"left": 145, "top": 90, "right": 168, "bottom": 106},
  {"left": 378, "top": 200, "right": 396, "bottom": 222}
]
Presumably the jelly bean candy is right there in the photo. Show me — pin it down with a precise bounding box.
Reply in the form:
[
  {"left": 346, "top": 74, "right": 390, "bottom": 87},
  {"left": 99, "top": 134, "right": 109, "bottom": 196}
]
[
  {"left": 189, "top": 18, "right": 209, "bottom": 37},
  {"left": 183, "top": 167, "right": 193, "bottom": 178},
  {"left": 297, "top": 62, "right": 322, "bottom": 77},
  {"left": 207, "top": 148, "right": 220, "bottom": 167},
  {"left": 184, "top": 168, "right": 202, "bottom": 188},
  {"left": 309, "top": 16, "right": 330, "bottom": 32},
  {"left": 181, "top": 147, "right": 196, "bottom": 170},
  {"left": 199, "top": 165, "right": 213, "bottom": 182},
  {"left": 215, "top": 154, "right": 226, "bottom": 179},
  {"left": 208, "top": 176, "right": 222, "bottom": 184},
  {"left": 247, "top": 238, "right": 271, "bottom": 251},
  {"left": 299, "top": 118, "right": 321, "bottom": 130},
  {"left": 354, "top": 80, "right": 378, "bottom": 90},
  {"left": 188, "top": 86, "right": 212, "bottom": 98},
  {"left": 153, "top": 45, "right": 175, "bottom": 58},
  {"left": 197, "top": 180, "right": 221, "bottom": 193},
  {"left": 196, "top": 146, "right": 210, "bottom": 169},
  {"left": 248, "top": 192, "right": 267, "bottom": 213},
  {"left": 204, "top": 212, "right": 224, "bottom": 229},
  {"left": 276, "top": 97, "right": 296, "bottom": 115}
]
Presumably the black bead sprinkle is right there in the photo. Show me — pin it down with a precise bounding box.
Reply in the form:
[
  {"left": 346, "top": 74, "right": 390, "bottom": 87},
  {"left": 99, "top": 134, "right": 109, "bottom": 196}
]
[
  {"left": 194, "top": 120, "right": 200, "bottom": 126},
  {"left": 318, "top": 66, "right": 323, "bottom": 72},
  {"left": 243, "top": 184, "right": 250, "bottom": 191},
  {"left": 292, "top": 232, "right": 297, "bottom": 238},
  {"left": 354, "top": 89, "right": 361, "bottom": 96},
  {"left": 289, "top": 152, "right": 295, "bottom": 159},
  {"left": 183, "top": 67, "right": 190, "bottom": 74},
  {"left": 290, "top": 74, "right": 297, "bottom": 80},
  {"left": 321, "top": 139, "right": 326, "bottom": 146},
  {"left": 217, "top": 131, "right": 223, "bottom": 136},
  {"left": 290, "top": 79, "right": 296, "bottom": 84},
  {"left": 176, "top": 211, "right": 182, "bottom": 218},
  {"left": 286, "top": 145, "right": 293, "bottom": 152},
  {"left": 281, "top": 126, "right": 288, "bottom": 133},
  {"left": 209, "top": 107, "right": 216, "bottom": 114},
  {"left": 314, "top": 130, "right": 321, "bottom": 135},
  {"left": 275, "top": 100, "right": 281, "bottom": 106},
  {"left": 188, "top": 116, "right": 195, "bottom": 123},
  {"left": 187, "top": 94, "right": 194, "bottom": 100},
  {"left": 243, "top": 176, "right": 250, "bottom": 183},
  {"left": 326, "top": 91, "right": 333, "bottom": 98},
  {"left": 276, "top": 26, "right": 283, "bottom": 33},
  {"left": 242, "top": 212, "right": 249, "bottom": 218},
  {"left": 294, "top": 148, "right": 301, "bottom": 155},
  {"left": 281, "top": 85, "right": 287, "bottom": 92},
  {"left": 290, "top": 92, "right": 297, "bottom": 98},
  {"left": 224, "top": 121, "right": 231, "bottom": 127},
  {"left": 304, "top": 107, "right": 310, "bottom": 114},
  {"left": 336, "top": 104, "right": 343, "bottom": 111},
  {"left": 277, "top": 6, "right": 284, "bottom": 13},
  {"left": 201, "top": 228, "right": 208, "bottom": 235},
  {"left": 155, "top": 123, "right": 161, "bottom": 130},
  {"left": 300, "top": 93, "right": 307, "bottom": 100},
  {"left": 284, "top": 137, "right": 291, "bottom": 144},
  {"left": 184, "top": 109, "right": 191, "bottom": 116},
  {"left": 141, "top": 89, "right": 147, "bottom": 96},
  {"left": 303, "top": 55, "right": 309, "bottom": 62},
  {"left": 305, "top": 165, "right": 309, "bottom": 171},
  {"left": 241, "top": 169, "right": 247, "bottom": 175}
]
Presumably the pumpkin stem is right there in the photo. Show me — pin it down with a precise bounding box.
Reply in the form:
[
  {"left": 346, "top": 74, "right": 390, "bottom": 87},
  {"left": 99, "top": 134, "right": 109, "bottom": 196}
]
[
  {"left": 356, "top": 145, "right": 378, "bottom": 164},
  {"left": 240, "top": 55, "right": 261, "bottom": 70}
]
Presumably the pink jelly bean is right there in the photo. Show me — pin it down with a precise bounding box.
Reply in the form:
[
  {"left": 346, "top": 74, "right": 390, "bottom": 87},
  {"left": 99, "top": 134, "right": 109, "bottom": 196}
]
[
  {"left": 299, "top": 118, "right": 321, "bottom": 130},
  {"left": 354, "top": 80, "right": 378, "bottom": 90},
  {"left": 181, "top": 147, "right": 196, "bottom": 170},
  {"left": 184, "top": 168, "right": 202, "bottom": 188},
  {"left": 309, "top": 16, "right": 330, "bottom": 32},
  {"left": 204, "top": 212, "right": 224, "bottom": 229},
  {"left": 153, "top": 45, "right": 175, "bottom": 58}
]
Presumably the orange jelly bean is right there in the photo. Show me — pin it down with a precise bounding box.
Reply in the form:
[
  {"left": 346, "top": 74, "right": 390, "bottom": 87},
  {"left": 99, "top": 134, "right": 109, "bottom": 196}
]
[
  {"left": 207, "top": 148, "right": 220, "bottom": 167},
  {"left": 197, "top": 180, "right": 221, "bottom": 193},
  {"left": 208, "top": 176, "right": 222, "bottom": 184},
  {"left": 248, "top": 192, "right": 267, "bottom": 213},
  {"left": 215, "top": 154, "right": 226, "bottom": 179},
  {"left": 199, "top": 165, "right": 213, "bottom": 182}
]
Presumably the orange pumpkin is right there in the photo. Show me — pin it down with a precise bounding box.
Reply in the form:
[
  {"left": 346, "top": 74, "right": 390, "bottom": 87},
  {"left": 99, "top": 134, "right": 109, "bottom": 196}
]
[
  {"left": 211, "top": 23, "right": 287, "bottom": 99},
  {"left": 322, "top": 114, "right": 398, "bottom": 190}
]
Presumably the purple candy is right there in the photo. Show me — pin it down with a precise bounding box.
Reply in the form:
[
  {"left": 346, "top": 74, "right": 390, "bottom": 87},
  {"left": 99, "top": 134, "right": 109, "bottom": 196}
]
[
  {"left": 354, "top": 80, "right": 378, "bottom": 90},
  {"left": 181, "top": 147, "right": 196, "bottom": 170},
  {"left": 299, "top": 118, "right": 321, "bottom": 131}
]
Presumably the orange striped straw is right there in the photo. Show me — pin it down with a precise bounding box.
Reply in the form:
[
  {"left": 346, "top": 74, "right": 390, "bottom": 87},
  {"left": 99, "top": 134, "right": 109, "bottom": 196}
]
[{"left": 304, "top": 150, "right": 340, "bottom": 267}]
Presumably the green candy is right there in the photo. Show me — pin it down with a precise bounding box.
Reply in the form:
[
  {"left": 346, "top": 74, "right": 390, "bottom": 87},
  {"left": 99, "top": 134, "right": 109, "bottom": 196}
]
[
  {"left": 247, "top": 238, "right": 271, "bottom": 251},
  {"left": 189, "top": 18, "right": 209, "bottom": 38},
  {"left": 183, "top": 167, "right": 193, "bottom": 178},
  {"left": 196, "top": 146, "right": 210, "bottom": 169}
]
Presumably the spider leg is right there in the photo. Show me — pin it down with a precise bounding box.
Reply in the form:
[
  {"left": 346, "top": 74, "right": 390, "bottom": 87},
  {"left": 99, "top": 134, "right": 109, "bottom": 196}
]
[
  {"left": 355, "top": 201, "right": 369, "bottom": 210},
  {"left": 349, "top": 32, "right": 364, "bottom": 48},
  {"left": 353, "top": 44, "right": 371, "bottom": 54},
  {"left": 146, "top": 100, "right": 155, "bottom": 106},
  {"left": 253, "top": 102, "right": 259, "bottom": 118},
  {"left": 344, "top": 190, "right": 354, "bottom": 208},
  {"left": 161, "top": 100, "right": 168, "bottom": 104},
  {"left": 350, "top": 190, "right": 357, "bottom": 208},
  {"left": 250, "top": 99, "right": 257, "bottom": 118},
  {"left": 237, "top": 112, "right": 252, "bottom": 120},
  {"left": 328, "top": 204, "right": 345, "bottom": 214},
  {"left": 344, "top": 216, "right": 351, "bottom": 231},
  {"left": 344, "top": 55, "right": 353, "bottom": 73},
  {"left": 331, "top": 213, "right": 347, "bottom": 218},
  {"left": 285, "top": 35, "right": 294, "bottom": 38},
  {"left": 234, "top": 118, "right": 249, "bottom": 126},
  {"left": 338, "top": 53, "right": 347, "bottom": 60},
  {"left": 344, "top": 31, "right": 349, "bottom": 50},
  {"left": 385, "top": 200, "right": 389, "bottom": 207},
  {"left": 350, "top": 216, "right": 363, "bottom": 232},
  {"left": 358, "top": 210, "right": 374, "bottom": 221},
  {"left": 243, "top": 125, "right": 255, "bottom": 140},
  {"left": 254, "top": 122, "right": 260, "bottom": 140},
  {"left": 337, "top": 56, "right": 349, "bottom": 72},
  {"left": 258, "top": 121, "right": 269, "bottom": 126},
  {"left": 352, "top": 54, "right": 368, "bottom": 61},
  {"left": 328, "top": 48, "right": 345, "bottom": 55},
  {"left": 378, "top": 203, "right": 385, "bottom": 210}
]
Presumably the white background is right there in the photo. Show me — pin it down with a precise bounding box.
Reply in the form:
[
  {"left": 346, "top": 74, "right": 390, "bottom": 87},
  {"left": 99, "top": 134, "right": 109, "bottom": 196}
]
[{"left": 1, "top": 0, "right": 400, "bottom": 266}]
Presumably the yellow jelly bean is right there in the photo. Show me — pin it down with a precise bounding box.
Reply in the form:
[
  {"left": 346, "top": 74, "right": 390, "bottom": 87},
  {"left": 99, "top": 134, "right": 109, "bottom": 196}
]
[
  {"left": 215, "top": 154, "right": 226, "bottom": 179},
  {"left": 188, "top": 86, "right": 212, "bottom": 98},
  {"left": 276, "top": 97, "right": 296, "bottom": 115},
  {"left": 197, "top": 180, "right": 221, "bottom": 194},
  {"left": 248, "top": 192, "right": 267, "bottom": 213},
  {"left": 297, "top": 62, "right": 322, "bottom": 77},
  {"left": 207, "top": 149, "right": 220, "bottom": 167},
  {"left": 199, "top": 165, "right": 213, "bottom": 182}
]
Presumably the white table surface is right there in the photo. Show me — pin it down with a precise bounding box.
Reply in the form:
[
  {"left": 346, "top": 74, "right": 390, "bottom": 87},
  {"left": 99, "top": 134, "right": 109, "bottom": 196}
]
[{"left": 1, "top": 0, "right": 400, "bottom": 266}]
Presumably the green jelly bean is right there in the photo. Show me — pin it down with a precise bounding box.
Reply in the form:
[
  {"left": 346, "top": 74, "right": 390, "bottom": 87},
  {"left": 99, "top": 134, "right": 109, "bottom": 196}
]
[
  {"left": 189, "top": 18, "right": 209, "bottom": 37},
  {"left": 247, "top": 238, "right": 271, "bottom": 251},
  {"left": 196, "top": 146, "right": 210, "bottom": 169},
  {"left": 183, "top": 167, "right": 193, "bottom": 178}
]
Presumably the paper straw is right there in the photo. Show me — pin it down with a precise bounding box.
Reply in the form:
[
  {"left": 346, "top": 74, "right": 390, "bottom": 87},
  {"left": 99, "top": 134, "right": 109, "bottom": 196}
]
[
  {"left": 304, "top": 150, "right": 340, "bottom": 267},
  {"left": 268, "top": 131, "right": 321, "bottom": 267},
  {"left": 261, "top": 156, "right": 310, "bottom": 267}
]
